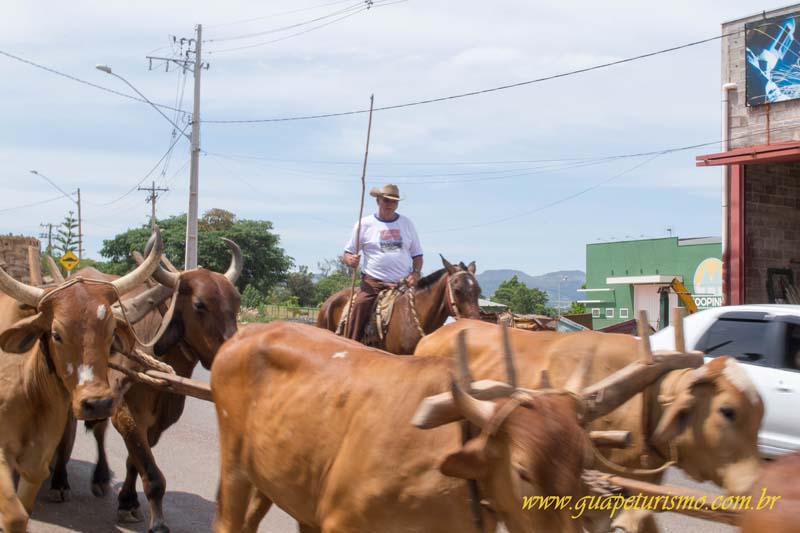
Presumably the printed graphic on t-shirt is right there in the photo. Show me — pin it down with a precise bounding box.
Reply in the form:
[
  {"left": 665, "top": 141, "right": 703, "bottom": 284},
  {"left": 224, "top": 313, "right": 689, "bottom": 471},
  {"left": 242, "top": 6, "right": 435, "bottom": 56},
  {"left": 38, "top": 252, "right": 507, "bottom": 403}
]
[{"left": 379, "top": 229, "right": 402, "bottom": 252}]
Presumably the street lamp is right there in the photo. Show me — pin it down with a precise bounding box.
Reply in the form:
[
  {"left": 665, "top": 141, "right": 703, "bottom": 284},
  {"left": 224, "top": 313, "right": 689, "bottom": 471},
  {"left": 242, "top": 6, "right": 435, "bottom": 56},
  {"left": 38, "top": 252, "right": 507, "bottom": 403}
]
[
  {"left": 96, "top": 62, "right": 201, "bottom": 269},
  {"left": 30, "top": 170, "right": 82, "bottom": 260},
  {"left": 95, "top": 64, "right": 189, "bottom": 139}
]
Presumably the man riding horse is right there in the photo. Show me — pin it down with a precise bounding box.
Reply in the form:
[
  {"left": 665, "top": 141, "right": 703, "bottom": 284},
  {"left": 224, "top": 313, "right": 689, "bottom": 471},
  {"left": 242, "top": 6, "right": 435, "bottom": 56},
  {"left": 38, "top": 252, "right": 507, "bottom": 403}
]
[{"left": 342, "top": 183, "right": 424, "bottom": 342}]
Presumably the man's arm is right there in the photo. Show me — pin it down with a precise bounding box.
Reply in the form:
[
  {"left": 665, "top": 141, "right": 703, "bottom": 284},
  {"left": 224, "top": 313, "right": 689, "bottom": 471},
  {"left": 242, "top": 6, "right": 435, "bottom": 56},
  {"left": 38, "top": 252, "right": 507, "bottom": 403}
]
[{"left": 407, "top": 255, "right": 423, "bottom": 287}]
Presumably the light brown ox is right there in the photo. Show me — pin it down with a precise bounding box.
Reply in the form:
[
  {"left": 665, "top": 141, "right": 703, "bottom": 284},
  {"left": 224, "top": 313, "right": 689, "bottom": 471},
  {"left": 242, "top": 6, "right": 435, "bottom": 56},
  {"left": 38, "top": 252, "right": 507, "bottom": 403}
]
[
  {"left": 415, "top": 318, "right": 765, "bottom": 532},
  {"left": 51, "top": 237, "right": 243, "bottom": 533},
  {"left": 0, "top": 231, "right": 163, "bottom": 533},
  {"left": 740, "top": 451, "right": 800, "bottom": 533},
  {"left": 210, "top": 321, "right": 693, "bottom": 533},
  {"left": 317, "top": 256, "right": 482, "bottom": 354}
]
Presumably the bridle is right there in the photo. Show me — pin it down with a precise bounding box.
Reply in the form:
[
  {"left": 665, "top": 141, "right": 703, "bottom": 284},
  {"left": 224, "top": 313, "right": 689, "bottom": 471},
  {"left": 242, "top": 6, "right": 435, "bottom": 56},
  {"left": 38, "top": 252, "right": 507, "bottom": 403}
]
[{"left": 445, "top": 270, "right": 476, "bottom": 319}]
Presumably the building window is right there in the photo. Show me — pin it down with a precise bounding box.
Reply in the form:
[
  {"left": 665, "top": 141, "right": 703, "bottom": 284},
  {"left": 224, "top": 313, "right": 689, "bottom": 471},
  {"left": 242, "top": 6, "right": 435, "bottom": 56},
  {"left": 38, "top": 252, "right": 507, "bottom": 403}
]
[
  {"left": 605, "top": 308, "right": 615, "bottom": 319},
  {"left": 592, "top": 308, "right": 601, "bottom": 318},
  {"left": 619, "top": 308, "right": 629, "bottom": 319}
]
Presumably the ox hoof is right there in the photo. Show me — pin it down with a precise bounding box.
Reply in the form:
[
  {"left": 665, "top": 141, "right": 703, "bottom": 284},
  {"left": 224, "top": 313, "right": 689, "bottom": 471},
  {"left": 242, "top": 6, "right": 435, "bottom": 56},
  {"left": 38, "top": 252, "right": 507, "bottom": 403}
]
[
  {"left": 117, "top": 508, "right": 144, "bottom": 523},
  {"left": 91, "top": 481, "right": 111, "bottom": 497},
  {"left": 48, "top": 487, "right": 71, "bottom": 502}
]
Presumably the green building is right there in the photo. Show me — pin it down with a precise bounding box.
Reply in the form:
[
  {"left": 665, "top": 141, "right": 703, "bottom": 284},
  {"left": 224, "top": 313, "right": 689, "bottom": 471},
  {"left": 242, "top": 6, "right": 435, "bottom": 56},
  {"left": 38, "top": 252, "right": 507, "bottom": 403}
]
[{"left": 579, "top": 237, "right": 722, "bottom": 330}]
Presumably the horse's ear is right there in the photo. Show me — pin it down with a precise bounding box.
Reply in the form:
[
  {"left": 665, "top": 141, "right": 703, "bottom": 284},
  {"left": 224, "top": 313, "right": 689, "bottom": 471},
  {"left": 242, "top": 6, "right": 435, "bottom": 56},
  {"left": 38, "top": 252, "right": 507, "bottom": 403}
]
[
  {"left": 467, "top": 261, "right": 476, "bottom": 274},
  {"left": 440, "top": 254, "right": 456, "bottom": 274}
]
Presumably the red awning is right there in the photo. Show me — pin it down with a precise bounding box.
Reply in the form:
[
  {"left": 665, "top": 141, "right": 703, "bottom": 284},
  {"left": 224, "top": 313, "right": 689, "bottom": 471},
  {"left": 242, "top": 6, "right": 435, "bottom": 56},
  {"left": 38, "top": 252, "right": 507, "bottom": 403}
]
[{"left": 696, "top": 140, "right": 800, "bottom": 167}]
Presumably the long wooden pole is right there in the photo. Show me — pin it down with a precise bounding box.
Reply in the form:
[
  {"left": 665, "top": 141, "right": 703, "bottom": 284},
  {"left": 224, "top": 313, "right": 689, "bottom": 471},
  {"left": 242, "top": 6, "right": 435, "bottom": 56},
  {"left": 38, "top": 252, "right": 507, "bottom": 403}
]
[{"left": 343, "top": 95, "right": 375, "bottom": 337}]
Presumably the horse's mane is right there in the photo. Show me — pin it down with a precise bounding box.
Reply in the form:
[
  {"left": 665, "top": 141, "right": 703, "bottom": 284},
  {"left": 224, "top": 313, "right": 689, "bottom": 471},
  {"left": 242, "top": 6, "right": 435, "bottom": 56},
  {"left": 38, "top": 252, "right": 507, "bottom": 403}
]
[{"left": 416, "top": 268, "right": 447, "bottom": 291}]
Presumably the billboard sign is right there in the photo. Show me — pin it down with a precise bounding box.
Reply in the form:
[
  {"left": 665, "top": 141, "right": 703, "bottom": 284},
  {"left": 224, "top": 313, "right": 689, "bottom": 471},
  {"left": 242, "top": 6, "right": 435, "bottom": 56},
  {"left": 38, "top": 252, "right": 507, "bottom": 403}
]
[
  {"left": 746, "top": 12, "right": 800, "bottom": 106},
  {"left": 692, "top": 257, "right": 722, "bottom": 309}
]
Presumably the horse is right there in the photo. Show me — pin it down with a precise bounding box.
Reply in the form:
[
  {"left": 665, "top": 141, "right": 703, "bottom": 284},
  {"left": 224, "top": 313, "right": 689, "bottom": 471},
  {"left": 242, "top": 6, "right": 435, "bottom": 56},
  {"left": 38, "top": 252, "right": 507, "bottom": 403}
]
[{"left": 317, "top": 256, "right": 481, "bottom": 354}]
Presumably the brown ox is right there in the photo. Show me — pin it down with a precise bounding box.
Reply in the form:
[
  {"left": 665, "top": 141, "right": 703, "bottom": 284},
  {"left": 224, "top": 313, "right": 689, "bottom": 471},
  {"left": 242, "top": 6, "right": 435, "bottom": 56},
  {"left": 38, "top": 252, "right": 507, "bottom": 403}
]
[
  {"left": 51, "top": 237, "right": 242, "bottom": 533},
  {"left": 0, "top": 232, "right": 162, "bottom": 533},
  {"left": 210, "top": 321, "right": 687, "bottom": 533},
  {"left": 740, "top": 451, "right": 800, "bottom": 532},
  {"left": 317, "top": 256, "right": 481, "bottom": 354},
  {"left": 415, "top": 319, "right": 764, "bottom": 532}
]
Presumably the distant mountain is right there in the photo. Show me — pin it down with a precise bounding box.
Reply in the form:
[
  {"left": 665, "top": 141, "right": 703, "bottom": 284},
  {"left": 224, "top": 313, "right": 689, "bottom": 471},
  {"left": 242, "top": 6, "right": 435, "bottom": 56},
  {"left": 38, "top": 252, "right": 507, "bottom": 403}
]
[{"left": 476, "top": 269, "right": 586, "bottom": 307}]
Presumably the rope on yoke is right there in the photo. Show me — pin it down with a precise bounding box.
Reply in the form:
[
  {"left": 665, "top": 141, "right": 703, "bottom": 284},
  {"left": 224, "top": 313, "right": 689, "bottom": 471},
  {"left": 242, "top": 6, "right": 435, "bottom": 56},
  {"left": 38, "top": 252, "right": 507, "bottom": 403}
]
[{"left": 109, "top": 361, "right": 169, "bottom": 389}]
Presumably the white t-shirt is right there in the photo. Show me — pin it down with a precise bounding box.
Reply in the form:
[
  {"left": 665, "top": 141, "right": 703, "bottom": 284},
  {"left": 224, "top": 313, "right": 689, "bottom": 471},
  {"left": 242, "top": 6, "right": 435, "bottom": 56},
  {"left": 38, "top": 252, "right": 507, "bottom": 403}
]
[{"left": 344, "top": 213, "right": 423, "bottom": 282}]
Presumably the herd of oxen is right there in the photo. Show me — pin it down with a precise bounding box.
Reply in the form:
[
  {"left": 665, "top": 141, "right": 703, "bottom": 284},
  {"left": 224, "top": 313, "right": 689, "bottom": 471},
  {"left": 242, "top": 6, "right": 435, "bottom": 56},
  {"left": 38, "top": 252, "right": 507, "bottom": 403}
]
[{"left": 0, "top": 228, "right": 797, "bottom": 533}]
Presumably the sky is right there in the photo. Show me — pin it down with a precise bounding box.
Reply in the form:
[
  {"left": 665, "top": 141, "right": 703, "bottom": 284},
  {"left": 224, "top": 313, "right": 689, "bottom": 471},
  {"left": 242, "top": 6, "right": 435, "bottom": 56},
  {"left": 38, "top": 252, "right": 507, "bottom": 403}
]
[{"left": 0, "top": 0, "right": 791, "bottom": 277}]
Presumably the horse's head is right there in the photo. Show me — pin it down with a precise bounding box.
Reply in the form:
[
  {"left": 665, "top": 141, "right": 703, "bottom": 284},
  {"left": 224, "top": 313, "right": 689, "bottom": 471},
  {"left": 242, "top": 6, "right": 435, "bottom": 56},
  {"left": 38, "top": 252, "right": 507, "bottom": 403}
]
[{"left": 440, "top": 255, "right": 481, "bottom": 319}]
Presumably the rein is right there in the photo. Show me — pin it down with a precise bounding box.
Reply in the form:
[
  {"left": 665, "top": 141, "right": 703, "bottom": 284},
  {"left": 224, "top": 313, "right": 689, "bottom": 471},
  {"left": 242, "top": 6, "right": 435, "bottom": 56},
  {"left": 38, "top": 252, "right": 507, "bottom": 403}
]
[{"left": 409, "top": 270, "right": 477, "bottom": 338}]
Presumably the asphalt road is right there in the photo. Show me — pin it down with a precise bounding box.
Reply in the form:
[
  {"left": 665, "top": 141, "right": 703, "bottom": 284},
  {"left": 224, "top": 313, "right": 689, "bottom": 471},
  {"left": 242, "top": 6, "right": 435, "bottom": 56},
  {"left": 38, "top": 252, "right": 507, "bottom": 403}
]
[{"left": 25, "top": 366, "right": 735, "bottom": 533}]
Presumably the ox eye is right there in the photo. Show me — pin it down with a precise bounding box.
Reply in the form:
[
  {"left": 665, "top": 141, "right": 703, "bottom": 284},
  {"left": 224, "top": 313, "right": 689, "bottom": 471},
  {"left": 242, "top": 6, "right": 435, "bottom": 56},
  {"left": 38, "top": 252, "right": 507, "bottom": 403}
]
[
  {"left": 719, "top": 406, "right": 736, "bottom": 422},
  {"left": 52, "top": 331, "right": 63, "bottom": 343},
  {"left": 193, "top": 301, "right": 207, "bottom": 312}
]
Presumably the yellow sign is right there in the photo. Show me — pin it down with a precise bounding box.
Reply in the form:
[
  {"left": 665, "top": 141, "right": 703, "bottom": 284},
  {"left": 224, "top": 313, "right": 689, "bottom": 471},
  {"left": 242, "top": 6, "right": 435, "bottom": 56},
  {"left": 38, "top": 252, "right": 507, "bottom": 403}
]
[{"left": 59, "top": 250, "right": 79, "bottom": 271}]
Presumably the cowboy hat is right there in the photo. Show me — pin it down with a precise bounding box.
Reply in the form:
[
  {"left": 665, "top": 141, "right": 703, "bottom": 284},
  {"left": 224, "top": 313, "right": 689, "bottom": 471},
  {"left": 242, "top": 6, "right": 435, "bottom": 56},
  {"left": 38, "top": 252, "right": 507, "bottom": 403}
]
[{"left": 369, "top": 183, "right": 403, "bottom": 201}]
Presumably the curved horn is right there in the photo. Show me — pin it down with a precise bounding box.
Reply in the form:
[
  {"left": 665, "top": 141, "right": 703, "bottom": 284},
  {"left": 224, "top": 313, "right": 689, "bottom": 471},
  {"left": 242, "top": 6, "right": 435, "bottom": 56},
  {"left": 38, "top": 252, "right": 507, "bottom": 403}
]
[
  {"left": 111, "top": 229, "right": 164, "bottom": 296},
  {"left": 46, "top": 256, "right": 65, "bottom": 284},
  {"left": 564, "top": 353, "right": 593, "bottom": 394},
  {"left": 221, "top": 238, "right": 243, "bottom": 284},
  {"left": 112, "top": 284, "right": 173, "bottom": 324},
  {"left": 0, "top": 263, "right": 45, "bottom": 307},
  {"left": 451, "top": 379, "right": 495, "bottom": 429},
  {"left": 144, "top": 231, "right": 179, "bottom": 289}
]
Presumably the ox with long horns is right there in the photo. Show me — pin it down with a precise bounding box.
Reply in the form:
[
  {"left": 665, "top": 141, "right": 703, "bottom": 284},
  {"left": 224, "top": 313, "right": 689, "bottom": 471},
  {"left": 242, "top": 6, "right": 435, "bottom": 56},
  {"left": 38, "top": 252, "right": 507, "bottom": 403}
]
[
  {"left": 210, "top": 320, "right": 701, "bottom": 533},
  {"left": 415, "top": 309, "right": 765, "bottom": 532},
  {"left": 0, "top": 229, "right": 163, "bottom": 533},
  {"left": 49, "top": 235, "right": 243, "bottom": 533}
]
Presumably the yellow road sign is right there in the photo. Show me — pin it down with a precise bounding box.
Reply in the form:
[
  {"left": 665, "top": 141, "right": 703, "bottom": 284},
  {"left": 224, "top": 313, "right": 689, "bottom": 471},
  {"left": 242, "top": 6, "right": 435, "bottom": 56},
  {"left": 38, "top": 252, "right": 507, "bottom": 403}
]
[{"left": 59, "top": 250, "right": 80, "bottom": 271}]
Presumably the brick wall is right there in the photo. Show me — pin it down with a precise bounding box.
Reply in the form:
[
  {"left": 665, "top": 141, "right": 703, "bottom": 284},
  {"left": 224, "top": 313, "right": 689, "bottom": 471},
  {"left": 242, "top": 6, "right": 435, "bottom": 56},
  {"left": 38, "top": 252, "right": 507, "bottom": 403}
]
[
  {"left": 0, "top": 235, "right": 41, "bottom": 285},
  {"left": 723, "top": 5, "right": 800, "bottom": 149},
  {"left": 744, "top": 163, "right": 800, "bottom": 302}
]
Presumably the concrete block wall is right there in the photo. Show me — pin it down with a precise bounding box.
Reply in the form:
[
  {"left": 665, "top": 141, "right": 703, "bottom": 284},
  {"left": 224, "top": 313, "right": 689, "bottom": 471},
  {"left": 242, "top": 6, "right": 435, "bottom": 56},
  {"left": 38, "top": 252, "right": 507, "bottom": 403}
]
[
  {"left": 0, "top": 235, "right": 41, "bottom": 285},
  {"left": 723, "top": 5, "right": 800, "bottom": 149},
  {"left": 744, "top": 163, "right": 800, "bottom": 303}
]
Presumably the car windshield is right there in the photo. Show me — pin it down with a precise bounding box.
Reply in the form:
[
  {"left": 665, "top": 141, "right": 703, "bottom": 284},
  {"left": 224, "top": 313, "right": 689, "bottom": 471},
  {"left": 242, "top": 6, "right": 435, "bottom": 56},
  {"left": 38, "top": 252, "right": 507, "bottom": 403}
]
[{"left": 697, "top": 318, "right": 769, "bottom": 362}]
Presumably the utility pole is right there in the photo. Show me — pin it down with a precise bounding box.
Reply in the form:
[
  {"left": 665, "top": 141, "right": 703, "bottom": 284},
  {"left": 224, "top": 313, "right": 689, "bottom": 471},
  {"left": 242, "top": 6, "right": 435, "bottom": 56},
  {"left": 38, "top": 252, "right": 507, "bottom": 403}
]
[
  {"left": 76, "top": 188, "right": 83, "bottom": 260},
  {"left": 146, "top": 25, "right": 207, "bottom": 269},
  {"left": 39, "top": 223, "right": 54, "bottom": 254},
  {"left": 186, "top": 23, "right": 203, "bottom": 269},
  {"left": 138, "top": 181, "right": 169, "bottom": 227}
]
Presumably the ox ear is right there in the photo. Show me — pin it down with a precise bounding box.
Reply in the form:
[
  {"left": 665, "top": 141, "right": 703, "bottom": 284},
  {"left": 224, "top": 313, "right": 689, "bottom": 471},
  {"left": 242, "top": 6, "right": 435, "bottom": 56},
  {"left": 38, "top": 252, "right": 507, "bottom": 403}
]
[
  {"left": 466, "top": 261, "right": 476, "bottom": 274},
  {"left": 652, "top": 391, "right": 696, "bottom": 444},
  {"left": 439, "top": 435, "right": 489, "bottom": 480},
  {"left": 113, "top": 320, "right": 137, "bottom": 354},
  {"left": 0, "top": 313, "right": 49, "bottom": 354}
]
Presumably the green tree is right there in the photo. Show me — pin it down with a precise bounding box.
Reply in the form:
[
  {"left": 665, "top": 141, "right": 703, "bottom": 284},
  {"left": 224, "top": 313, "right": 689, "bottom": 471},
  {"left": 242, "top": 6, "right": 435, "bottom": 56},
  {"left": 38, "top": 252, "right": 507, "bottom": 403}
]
[
  {"left": 54, "top": 211, "right": 79, "bottom": 256},
  {"left": 285, "top": 266, "right": 316, "bottom": 307},
  {"left": 241, "top": 284, "right": 265, "bottom": 309},
  {"left": 99, "top": 210, "right": 293, "bottom": 293},
  {"left": 567, "top": 301, "right": 586, "bottom": 314},
  {"left": 314, "top": 272, "right": 351, "bottom": 304},
  {"left": 492, "top": 276, "right": 553, "bottom": 315}
]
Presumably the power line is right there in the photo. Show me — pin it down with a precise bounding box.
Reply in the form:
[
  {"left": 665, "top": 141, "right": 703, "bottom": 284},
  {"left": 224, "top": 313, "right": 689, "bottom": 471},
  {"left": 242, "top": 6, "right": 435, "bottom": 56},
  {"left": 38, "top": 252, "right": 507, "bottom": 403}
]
[
  {"left": 0, "top": 194, "right": 65, "bottom": 214},
  {"left": 95, "top": 123, "right": 190, "bottom": 207},
  {"left": 206, "top": 0, "right": 405, "bottom": 54},
  {"left": 205, "top": 0, "right": 366, "bottom": 43},
  {"left": 207, "top": 0, "right": 358, "bottom": 29},
  {"left": 0, "top": 49, "right": 190, "bottom": 116},
  {"left": 203, "top": 29, "right": 739, "bottom": 122},
  {"left": 425, "top": 153, "right": 663, "bottom": 234}
]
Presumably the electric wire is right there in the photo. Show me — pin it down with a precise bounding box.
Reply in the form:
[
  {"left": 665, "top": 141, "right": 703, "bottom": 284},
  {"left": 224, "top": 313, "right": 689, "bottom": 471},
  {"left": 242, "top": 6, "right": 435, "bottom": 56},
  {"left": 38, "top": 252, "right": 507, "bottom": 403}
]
[
  {"left": 0, "top": 50, "right": 190, "bottom": 116},
  {"left": 207, "top": 0, "right": 358, "bottom": 29},
  {"left": 203, "top": 29, "right": 740, "bottom": 122},
  {"left": 205, "top": 1, "right": 367, "bottom": 43},
  {"left": 206, "top": 1, "right": 405, "bottom": 54},
  {"left": 0, "top": 194, "right": 67, "bottom": 214}
]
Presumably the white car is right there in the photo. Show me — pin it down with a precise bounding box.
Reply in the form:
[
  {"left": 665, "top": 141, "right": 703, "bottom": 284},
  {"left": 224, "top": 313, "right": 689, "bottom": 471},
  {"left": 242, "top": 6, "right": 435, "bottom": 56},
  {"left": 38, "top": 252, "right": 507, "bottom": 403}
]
[{"left": 649, "top": 304, "right": 800, "bottom": 458}]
